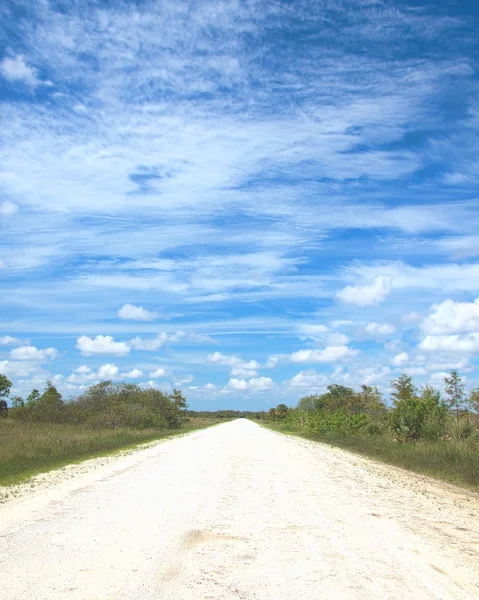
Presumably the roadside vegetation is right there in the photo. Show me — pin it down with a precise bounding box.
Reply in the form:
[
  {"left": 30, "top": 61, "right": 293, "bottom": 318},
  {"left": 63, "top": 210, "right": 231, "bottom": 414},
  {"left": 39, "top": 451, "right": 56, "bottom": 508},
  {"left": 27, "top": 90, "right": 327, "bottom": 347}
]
[
  {"left": 265, "top": 370, "right": 479, "bottom": 491},
  {"left": 0, "top": 375, "right": 223, "bottom": 485}
]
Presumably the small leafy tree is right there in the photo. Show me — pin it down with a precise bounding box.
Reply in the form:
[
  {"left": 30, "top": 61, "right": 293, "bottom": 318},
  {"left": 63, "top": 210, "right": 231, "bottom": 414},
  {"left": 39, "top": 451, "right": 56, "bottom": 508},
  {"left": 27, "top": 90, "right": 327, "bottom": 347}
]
[
  {"left": 0, "top": 374, "right": 12, "bottom": 401},
  {"left": 444, "top": 370, "right": 465, "bottom": 422},
  {"left": 170, "top": 389, "right": 188, "bottom": 409},
  {"left": 11, "top": 396, "right": 25, "bottom": 408},
  {"left": 390, "top": 374, "right": 416, "bottom": 406},
  {"left": 468, "top": 387, "right": 479, "bottom": 414},
  {"left": 26, "top": 389, "right": 40, "bottom": 408},
  {"left": 275, "top": 404, "right": 289, "bottom": 419},
  {"left": 0, "top": 374, "right": 12, "bottom": 418}
]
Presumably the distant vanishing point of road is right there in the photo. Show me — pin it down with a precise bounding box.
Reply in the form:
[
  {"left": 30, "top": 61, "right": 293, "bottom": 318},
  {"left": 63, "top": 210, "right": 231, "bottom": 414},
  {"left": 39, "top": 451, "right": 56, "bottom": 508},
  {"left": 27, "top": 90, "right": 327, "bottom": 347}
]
[{"left": 2, "top": 419, "right": 479, "bottom": 599}]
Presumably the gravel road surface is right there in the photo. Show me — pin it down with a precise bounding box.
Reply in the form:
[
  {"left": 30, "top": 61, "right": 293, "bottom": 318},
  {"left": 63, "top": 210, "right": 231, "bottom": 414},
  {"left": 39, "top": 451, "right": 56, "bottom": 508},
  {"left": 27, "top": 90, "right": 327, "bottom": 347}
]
[{"left": 2, "top": 419, "right": 479, "bottom": 599}]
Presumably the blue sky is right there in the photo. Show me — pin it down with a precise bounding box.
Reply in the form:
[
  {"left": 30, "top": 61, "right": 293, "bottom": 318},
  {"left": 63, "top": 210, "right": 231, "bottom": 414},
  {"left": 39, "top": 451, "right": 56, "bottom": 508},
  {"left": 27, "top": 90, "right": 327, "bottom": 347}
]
[{"left": 1, "top": 0, "right": 479, "bottom": 410}]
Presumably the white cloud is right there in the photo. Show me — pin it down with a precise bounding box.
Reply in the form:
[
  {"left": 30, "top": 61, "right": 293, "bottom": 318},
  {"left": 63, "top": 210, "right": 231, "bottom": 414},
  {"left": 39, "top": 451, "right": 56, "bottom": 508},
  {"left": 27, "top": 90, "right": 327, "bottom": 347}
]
[
  {"left": 129, "top": 333, "right": 168, "bottom": 351},
  {"left": 0, "top": 55, "right": 40, "bottom": 87},
  {"left": 419, "top": 333, "right": 479, "bottom": 354},
  {"left": 298, "top": 324, "right": 329, "bottom": 339},
  {"left": 392, "top": 352, "right": 409, "bottom": 366},
  {"left": 76, "top": 335, "right": 130, "bottom": 356},
  {"left": 421, "top": 297, "right": 479, "bottom": 335},
  {"left": 336, "top": 275, "right": 392, "bottom": 306},
  {"left": 290, "top": 345, "right": 359, "bottom": 363},
  {"left": 0, "top": 359, "right": 45, "bottom": 378},
  {"left": 403, "top": 366, "right": 427, "bottom": 376},
  {"left": 264, "top": 356, "right": 279, "bottom": 368},
  {"left": 231, "top": 367, "right": 258, "bottom": 378},
  {"left": 97, "top": 363, "right": 120, "bottom": 378},
  {"left": 326, "top": 332, "right": 350, "bottom": 345},
  {"left": 364, "top": 322, "right": 396, "bottom": 336},
  {"left": 75, "top": 365, "right": 91, "bottom": 374},
  {"left": 0, "top": 335, "right": 22, "bottom": 346},
  {"left": 9, "top": 345, "right": 58, "bottom": 361},
  {"left": 123, "top": 368, "right": 144, "bottom": 378},
  {"left": 228, "top": 376, "right": 273, "bottom": 391},
  {"left": 0, "top": 201, "right": 18, "bottom": 217},
  {"left": 117, "top": 303, "right": 158, "bottom": 321},
  {"left": 402, "top": 312, "right": 421, "bottom": 324},
  {"left": 289, "top": 369, "right": 329, "bottom": 389},
  {"left": 149, "top": 368, "right": 165, "bottom": 378},
  {"left": 206, "top": 352, "right": 260, "bottom": 377},
  {"left": 175, "top": 374, "right": 194, "bottom": 385}
]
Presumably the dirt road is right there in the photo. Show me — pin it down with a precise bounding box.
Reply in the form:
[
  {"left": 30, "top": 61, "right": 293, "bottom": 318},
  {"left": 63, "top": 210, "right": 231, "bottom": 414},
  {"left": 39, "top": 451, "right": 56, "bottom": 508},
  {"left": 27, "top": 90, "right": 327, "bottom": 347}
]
[{"left": 1, "top": 419, "right": 479, "bottom": 599}]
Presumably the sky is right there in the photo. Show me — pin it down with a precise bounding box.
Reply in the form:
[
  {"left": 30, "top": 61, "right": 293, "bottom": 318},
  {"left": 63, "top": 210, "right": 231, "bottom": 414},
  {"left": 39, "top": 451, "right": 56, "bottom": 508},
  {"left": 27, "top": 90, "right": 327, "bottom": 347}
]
[{"left": 1, "top": 0, "right": 479, "bottom": 410}]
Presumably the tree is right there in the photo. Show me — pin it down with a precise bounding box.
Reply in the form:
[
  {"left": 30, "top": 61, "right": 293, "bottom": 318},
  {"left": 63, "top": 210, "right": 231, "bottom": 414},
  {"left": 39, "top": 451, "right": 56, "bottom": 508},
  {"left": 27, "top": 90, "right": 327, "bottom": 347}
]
[
  {"left": 468, "top": 387, "right": 479, "bottom": 414},
  {"left": 297, "top": 395, "right": 319, "bottom": 412},
  {"left": 11, "top": 396, "right": 24, "bottom": 408},
  {"left": 26, "top": 389, "right": 40, "bottom": 407},
  {"left": 418, "top": 385, "right": 447, "bottom": 441},
  {"left": 356, "top": 385, "right": 387, "bottom": 419},
  {"left": 170, "top": 389, "right": 188, "bottom": 410},
  {"left": 390, "top": 374, "right": 416, "bottom": 405},
  {"left": 0, "top": 374, "right": 12, "bottom": 401},
  {"left": 36, "top": 381, "right": 64, "bottom": 421},
  {"left": 275, "top": 404, "right": 289, "bottom": 419},
  {"left": 444, "top": 370, "right": 465, "bottom": 422}
]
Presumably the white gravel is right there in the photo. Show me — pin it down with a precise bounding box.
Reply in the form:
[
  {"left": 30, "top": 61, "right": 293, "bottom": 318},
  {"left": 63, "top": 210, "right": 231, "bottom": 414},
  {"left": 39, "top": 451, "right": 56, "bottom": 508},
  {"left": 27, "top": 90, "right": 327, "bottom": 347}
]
[{"left": 1, "top": 419, "right": 479, "bottom": 599}]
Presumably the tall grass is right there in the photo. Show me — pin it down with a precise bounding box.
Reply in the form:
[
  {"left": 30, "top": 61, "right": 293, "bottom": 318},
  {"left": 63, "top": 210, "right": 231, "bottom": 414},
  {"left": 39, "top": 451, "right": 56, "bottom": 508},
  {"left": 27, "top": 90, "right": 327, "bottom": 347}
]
[{"left": 0, "top": 417, "right": 220, "bottom": 486}]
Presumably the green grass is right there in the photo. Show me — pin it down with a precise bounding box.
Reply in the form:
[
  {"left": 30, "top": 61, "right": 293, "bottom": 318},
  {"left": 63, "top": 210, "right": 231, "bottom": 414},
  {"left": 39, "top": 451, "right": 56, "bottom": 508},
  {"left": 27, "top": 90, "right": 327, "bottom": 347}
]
[
  {"left": 0, "top": 417, "right": 222, "bottom": 486},
  {"left": 263, "top": 421, "right": 479, "bottom": 492}
]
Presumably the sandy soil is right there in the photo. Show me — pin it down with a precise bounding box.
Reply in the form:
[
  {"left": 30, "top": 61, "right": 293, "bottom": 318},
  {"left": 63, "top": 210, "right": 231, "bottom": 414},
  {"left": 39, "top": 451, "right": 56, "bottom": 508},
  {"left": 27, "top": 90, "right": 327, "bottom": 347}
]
[{"left": 1, "top": 419, "right": 479, "bottom": 599}]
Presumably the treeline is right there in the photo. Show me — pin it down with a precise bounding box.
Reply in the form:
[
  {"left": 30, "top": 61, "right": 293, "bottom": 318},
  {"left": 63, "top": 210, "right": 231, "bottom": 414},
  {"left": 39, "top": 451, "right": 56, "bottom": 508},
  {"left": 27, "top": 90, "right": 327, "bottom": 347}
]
[
  {"left": 269, "top": 370, "right": 479, "bottom": 443},
  {"left": 187, "top": 409, "right": 267, "bottom": 420},
  {"left": 0, "top": 374, "right": 188, "bottom": 430}
]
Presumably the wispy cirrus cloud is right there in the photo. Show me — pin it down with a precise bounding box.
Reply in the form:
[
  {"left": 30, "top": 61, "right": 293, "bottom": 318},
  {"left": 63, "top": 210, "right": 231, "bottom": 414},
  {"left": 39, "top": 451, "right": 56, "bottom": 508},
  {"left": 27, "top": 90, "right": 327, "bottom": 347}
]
[{"left": 1, "top": 0, "right": 479, "bottom": 404}]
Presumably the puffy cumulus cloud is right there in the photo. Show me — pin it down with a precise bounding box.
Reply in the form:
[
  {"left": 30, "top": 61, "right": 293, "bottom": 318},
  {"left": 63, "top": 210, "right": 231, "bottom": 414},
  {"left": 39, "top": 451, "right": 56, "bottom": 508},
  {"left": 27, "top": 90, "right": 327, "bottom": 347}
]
[
  {"left": 0, "top": 335, "right": 22, "bottom": 346},
  {"left": 364, "top": 322, "right": 396, "bottom": 336},
  {"left": 207, "top": 352, "right": 260, "bottom": 377},
  {"left": 123, "top": 368, "right": 144, "bottom": 378},
  {"left": 0, "top": 55, "right": 40, "bottom": 87},
  {"left": 421, "top": 297, "right": 479, "bottom": 335},
  {"left": 149, "top": 367, "right": 165, "bottom": 378},
  {"left": 0, "top": 359, "right": 45, "bottom": 378},
  {"left": 290, "top": 345, "right": 359, "bottom": 363},
  {"left": 392, "top": 352, "right": 409, "bottom": 366},
  {"left": 9, "top": 345, "right": 58, "bottom": 361},
  {"left": 97, "top": 363, "right": 120, "bottom": 378},
  {"left": 419, "top": 333, "right": 479, "bottom": 354},
  {"left": 77, "top": 335, "right": 130, "bottom": 356},
  {"left": 264, "top": 356, "right": 279, "bottom": 368},
  {"left": 326, "top": 332, "right": 350, "bottom": 345},
  {"left": 228, "top": 377, "right": 273, "bottom": 391},
  {"left": 129, "top": 333, "right": 168, "bottom": 351},
  {"left": 67, "top": 363, "right": 140, "bottom": 384},
  {"left": 207, "top": 351, "right": 259, "bottom": 368},
  {"left": 336, "top": 275, "right": 392, "bottom": 306},
  {"left": 288, "top": 369, "right": 329, "bottom": 389},
  {"left": 117, "top": 303, "right": 158, "bottom": 321},
  {"left": 0, "top": 201, "right": 18, "bottom": 217}
]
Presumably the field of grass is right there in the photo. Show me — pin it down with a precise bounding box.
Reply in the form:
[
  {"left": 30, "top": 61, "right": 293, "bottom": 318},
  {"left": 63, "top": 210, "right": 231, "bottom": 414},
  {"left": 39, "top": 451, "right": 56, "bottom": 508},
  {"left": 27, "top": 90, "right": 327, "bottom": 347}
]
[
  {"left": 0, "top": 417, "right": 222, "bottom": 486},
  {"left": 263, "top": 421, "right": 479, "bottom": 492}
]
